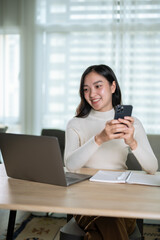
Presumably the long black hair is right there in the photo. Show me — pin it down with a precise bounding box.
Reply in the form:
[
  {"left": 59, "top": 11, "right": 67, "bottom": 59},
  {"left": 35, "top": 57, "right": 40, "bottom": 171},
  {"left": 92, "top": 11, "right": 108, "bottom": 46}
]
[{"left": 76, "top": 64, "right": 122, "bottom": 118}]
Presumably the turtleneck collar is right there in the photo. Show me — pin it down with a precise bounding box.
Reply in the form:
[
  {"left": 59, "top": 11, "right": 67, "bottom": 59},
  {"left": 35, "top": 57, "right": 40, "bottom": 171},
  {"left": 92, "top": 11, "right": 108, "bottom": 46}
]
[{"left": 89, "top": 108, "right": 115, "bottom": 120}]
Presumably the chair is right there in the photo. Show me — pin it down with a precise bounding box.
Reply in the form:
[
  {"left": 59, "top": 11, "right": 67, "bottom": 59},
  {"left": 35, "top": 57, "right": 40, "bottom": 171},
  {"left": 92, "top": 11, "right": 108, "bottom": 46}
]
[
  {"left": 126, "top": 134, "right": 160, "bottom": 172},
  {"left": 60, "top": 217, "right": 142, "bottom": 240},
  {"left": 147, "top": 134, "right": 160, "bottom": 171},
  {"left": 41, "top": 128, "right": 65, "bottom": 162},
  {"left": 0, "top": 126, "right": 8, "bottom": 133},
  {"left": 126, "top": 153, "right": 142, "bottom": 171},
  {"left": 0, "top": 126, "right": 8, "bottom": 163}
]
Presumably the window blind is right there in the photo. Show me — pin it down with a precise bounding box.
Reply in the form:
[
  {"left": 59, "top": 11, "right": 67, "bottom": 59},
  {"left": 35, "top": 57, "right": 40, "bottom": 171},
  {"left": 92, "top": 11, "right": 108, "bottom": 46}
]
[
  {"left": 0, "top": 34, "right": 20, "bottom": 132},
  {"left": 36, "top": 0, "right": 160, "bottom": 133},
  {"left": 0, "top": 0, "right": 20, "bottom": 132}
]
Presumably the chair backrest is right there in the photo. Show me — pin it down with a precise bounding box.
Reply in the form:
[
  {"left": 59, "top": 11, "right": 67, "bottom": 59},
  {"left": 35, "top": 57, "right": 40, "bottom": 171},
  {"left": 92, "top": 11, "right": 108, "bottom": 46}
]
[
  {"left": 0, "top": 126, "right": 8, "bottom": 163},
  {"left": 41, "top": 129, "right": 65, "bottom": 162},
  {"left": 0, "top": 126, "right": 8, "bottom": 133},
  {"left": 147, "top": 134, "right": 160, "bottom": 170},
  {"left": 126, "top": 134, "right": 160, "bottom": 171},
  {"left": 126, "top": 153, "right": 142, "bottom": 171}
]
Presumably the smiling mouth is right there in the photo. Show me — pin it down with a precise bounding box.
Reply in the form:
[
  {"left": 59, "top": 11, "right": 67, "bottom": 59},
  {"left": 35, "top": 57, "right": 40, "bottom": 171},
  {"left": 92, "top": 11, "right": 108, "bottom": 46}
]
[{"left": 91, "top": 98, "right": 101, "bottom": 104}]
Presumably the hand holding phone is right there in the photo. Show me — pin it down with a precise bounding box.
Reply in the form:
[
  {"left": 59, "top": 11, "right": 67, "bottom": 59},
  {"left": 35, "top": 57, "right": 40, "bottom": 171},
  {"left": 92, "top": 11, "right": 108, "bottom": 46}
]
[{"left": 114, "top": 105, "right": 133, "bottom": 134}]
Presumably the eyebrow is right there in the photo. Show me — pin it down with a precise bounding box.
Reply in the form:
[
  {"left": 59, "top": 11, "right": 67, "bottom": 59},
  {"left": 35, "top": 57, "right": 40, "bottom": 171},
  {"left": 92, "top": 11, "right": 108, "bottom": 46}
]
[{"left": 83, "top": 80, "right": 103, "bottom": 87}]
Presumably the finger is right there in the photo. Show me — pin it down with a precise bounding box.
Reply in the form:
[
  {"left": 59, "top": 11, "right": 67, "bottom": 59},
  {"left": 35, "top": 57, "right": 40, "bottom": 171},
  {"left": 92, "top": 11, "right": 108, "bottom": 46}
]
[
  {"left": 110, "top": 119, "right": 121, "bottom": 125},
  {"left": 105, "top": 120, "right": 121, "bottom": 130},
  {"left": 112, "top": 132, "right": 125, "bottom": 139},
  {"left": 124, "top": 116, "right": 134, "bottom": 123},
  {"left": 112, "top": 125, "right": 128, "bottom": 134},
  {"left": 117, "top": 118, "right": 133, "bottom": 127}
]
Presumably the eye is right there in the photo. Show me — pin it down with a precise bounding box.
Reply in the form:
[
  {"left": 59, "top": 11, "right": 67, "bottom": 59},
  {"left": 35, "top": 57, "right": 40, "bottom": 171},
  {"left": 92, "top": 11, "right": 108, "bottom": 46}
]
[
  {"left": 83, "top": 88, "right": 89, "bottom": 93},
  {"left": 95, "top": 84, "right": 102, "bottom": 89}
]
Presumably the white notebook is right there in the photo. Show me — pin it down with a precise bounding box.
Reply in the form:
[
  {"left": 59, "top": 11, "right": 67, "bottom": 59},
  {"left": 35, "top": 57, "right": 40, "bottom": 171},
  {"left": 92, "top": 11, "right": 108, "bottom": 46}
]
[{"left": 89, "top": 170, "right": 160, "bottom": 186}]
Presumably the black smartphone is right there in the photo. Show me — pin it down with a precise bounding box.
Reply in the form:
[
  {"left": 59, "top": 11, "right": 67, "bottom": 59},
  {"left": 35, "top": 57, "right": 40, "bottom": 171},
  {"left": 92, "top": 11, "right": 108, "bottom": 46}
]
[{"left": 114, "top": 105, "right": 133, "bottom": 119}]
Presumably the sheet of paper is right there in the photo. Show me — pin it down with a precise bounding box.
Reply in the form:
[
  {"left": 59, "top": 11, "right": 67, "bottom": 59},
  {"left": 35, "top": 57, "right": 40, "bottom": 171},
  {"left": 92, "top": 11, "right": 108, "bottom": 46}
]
[
  {"left": 127, "top": 172, "right": 160, "bottom": 186},
  {"left": 89, "top": 170, "right": 131, "bottom": 183}
]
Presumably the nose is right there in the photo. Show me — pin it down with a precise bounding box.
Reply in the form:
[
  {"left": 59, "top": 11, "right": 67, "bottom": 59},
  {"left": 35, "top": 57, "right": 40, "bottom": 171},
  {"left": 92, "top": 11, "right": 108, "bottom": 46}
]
[{"left": 89, "top": 88, "right": 96, "bottom": 98}]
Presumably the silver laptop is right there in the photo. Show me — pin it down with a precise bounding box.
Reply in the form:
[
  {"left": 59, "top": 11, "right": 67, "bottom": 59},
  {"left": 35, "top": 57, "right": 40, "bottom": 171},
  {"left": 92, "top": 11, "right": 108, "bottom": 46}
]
[{"left": 0, "top": 133, "right": 91, "bottom": 186}]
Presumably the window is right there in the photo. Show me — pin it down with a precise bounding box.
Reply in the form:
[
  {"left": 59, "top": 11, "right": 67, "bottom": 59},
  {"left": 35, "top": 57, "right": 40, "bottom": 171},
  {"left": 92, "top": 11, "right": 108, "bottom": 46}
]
[
  {"left": 0, "top": 1, "right": 159, "bottom": 135},
  {"left": 0, "top": 34, "right": 20, "bottom": 132},
  {"left": 35, "top": 0, "right": 160, "bottom": 134},
  {"left": 0, "top": 0, "right": 20, "bottom": 133}
]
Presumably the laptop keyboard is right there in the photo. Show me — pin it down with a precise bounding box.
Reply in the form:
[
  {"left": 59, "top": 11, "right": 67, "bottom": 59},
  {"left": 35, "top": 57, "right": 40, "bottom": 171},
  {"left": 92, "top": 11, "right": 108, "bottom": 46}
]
[
  {"left": 65, "top": 172, "right": 91, "bottom": 185},
  {"left": 65, "top": 172, "right": 85, "bottom": 180}
]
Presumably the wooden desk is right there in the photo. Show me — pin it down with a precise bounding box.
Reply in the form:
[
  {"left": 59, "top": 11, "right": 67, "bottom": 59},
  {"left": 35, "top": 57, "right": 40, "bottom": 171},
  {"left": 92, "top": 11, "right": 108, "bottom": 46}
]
[{"left": 1, "top": 164, "right": 160, "bottom": 239}]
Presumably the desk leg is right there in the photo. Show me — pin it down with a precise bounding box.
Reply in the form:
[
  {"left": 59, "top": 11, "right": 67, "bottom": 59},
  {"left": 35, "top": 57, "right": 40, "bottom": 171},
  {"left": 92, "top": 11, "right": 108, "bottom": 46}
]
[{"left": 6, "top": 210, "right": 17, "bottom": 240}]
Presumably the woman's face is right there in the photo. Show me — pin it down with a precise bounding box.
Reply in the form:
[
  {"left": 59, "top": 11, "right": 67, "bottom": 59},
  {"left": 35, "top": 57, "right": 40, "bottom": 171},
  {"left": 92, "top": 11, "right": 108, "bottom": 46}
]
[{"left": 83, "top": 71, "right": 116, "bottom": 112}]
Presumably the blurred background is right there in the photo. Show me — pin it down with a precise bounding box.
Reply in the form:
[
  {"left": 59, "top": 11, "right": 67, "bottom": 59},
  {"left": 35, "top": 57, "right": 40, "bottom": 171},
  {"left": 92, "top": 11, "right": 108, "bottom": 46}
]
[{"left": 0, "top": 0, "right": 160, "bottom": 135}]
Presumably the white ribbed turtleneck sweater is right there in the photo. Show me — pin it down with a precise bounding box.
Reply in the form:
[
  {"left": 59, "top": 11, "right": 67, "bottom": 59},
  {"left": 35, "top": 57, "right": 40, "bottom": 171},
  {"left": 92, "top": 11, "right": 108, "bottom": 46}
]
[{"left": 64, "top": 108, "right": 158, "bottom": 174}]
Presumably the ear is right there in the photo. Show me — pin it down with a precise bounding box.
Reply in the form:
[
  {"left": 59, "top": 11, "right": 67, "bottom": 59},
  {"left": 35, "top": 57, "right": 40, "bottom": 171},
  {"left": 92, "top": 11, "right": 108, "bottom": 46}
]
[{"left": 111, "top": 81, "right": 116, "bottom": 94}]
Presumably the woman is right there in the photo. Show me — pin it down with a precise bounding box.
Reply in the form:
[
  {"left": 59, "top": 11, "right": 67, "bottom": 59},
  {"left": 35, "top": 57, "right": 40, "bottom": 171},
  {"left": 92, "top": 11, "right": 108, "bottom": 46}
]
[{"left": 64, "top": 64, "right": 158, "bottom": 240}]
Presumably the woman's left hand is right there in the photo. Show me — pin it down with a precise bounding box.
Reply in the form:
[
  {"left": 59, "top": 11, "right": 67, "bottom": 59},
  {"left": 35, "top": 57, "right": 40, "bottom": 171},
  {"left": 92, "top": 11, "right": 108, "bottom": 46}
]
[{"left": 118, "top": 116, "right": 137, "bottom": 150}]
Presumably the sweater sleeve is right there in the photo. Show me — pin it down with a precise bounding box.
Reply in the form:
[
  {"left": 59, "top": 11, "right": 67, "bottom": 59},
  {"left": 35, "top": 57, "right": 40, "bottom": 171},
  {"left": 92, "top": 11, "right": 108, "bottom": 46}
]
[
  {"left": 64, "top": 126, "right": 99, "bottom": 171},
  {"left": 131, "top": 118, "right": 158, "bottom": 174}
]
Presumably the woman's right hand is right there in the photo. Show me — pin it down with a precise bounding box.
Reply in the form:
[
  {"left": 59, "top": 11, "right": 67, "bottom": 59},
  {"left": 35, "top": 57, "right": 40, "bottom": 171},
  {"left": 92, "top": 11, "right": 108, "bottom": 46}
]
[{"left": 95, "top": 120, "right": 127, "bottom": 145}]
